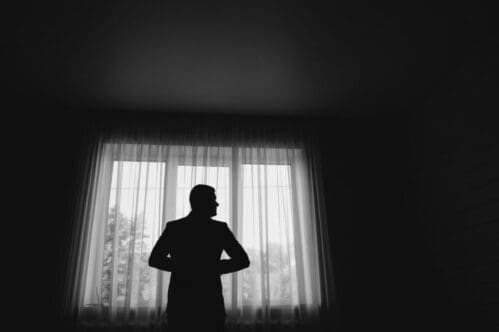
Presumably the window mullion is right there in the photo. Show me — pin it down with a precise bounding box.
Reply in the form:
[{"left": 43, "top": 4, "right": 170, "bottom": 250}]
[
  {"left": 230, "top": 146, "right": 241, "bottom": 313},
  {"left": 156, "top": 146, "right": 177, "bottom": 313}
]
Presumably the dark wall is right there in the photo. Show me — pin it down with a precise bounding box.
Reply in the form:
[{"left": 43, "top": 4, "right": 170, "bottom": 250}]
[
  {"left": 407, "top": 38, "right": 499, "bottom": 330},
  {"left": 14, "top": 109, "right": 92, "bottom": 329},
  {"left": 7, "top": 106, "right": 80, "bottom": 330},
  {"left": 316, "top": 37, "right": 498, "bottom": 331},
  {"left": 318, "top": 111, "right": 418, "bottom": 332}
]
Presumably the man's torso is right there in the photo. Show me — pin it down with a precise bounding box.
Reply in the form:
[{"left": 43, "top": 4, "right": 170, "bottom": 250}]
[{"left": 165, "top": 216, "right": 228, "bottom": 316}]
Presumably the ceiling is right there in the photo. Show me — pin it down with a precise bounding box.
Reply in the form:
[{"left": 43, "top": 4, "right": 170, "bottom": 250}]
[{"left": 10, "top": 1, "right": 493, "bottom": 115}]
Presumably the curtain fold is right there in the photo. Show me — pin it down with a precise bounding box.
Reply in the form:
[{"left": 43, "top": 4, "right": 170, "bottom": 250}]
[{"left": 61, "top": 117, "right": 335, "bottom": 331}]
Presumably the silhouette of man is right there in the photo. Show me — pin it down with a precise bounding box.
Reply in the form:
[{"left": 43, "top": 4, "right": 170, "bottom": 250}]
[{"left": 149, "top": 184, "right": 250, "bottom": 332}]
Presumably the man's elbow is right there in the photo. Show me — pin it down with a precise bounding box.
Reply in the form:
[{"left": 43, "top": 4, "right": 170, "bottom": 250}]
[
  {"left": 148, "top": 255, "right": 159, "bottom": 268},
  {"left": 242, "top": 255, "right": 250, "bottom": 269}
]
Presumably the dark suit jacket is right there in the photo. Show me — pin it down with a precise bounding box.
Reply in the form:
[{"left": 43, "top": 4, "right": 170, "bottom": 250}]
[{"left": 149, "top": 213, "right": 250, "bottom": 319}]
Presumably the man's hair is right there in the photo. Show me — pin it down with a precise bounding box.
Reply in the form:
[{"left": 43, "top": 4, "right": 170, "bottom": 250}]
[{"left": 189, "top": 184, "right": 215, "bottom": 209}]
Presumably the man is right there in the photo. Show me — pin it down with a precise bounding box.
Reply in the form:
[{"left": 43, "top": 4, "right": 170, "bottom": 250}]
[{"left": 149, "top": 184, "right": 250, "bottom": 332}]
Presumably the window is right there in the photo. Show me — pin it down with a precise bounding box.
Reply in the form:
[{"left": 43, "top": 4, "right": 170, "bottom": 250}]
[{"left": 77, "top": 142, "right": 328, "bottom": 326}]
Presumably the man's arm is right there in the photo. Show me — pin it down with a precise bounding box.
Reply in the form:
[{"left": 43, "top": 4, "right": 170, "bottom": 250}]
[
  {"left": 149, "top": 223, "right": 175, "bottom": 272},
  {"left": 219, "top": 224, "right": 250, "bottom": 274}
]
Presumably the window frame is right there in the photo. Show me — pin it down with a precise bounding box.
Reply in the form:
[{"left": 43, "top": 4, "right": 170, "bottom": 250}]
[{"left": 83, "top": 143, "right": 305, "bottom": 314}]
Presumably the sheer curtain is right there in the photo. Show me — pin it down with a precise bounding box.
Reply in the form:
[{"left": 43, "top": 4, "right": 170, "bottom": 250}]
[{"left": 61, "top": 117, "right": 335, "bottom": 331}]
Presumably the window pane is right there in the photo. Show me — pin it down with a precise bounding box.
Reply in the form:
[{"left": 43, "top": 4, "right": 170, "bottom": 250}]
[
  {"left": 241, "top": 164, "right": 298, "bottom": 306},
  {"left": 102, "top": 161, "right": 165, "bottom": 307}
]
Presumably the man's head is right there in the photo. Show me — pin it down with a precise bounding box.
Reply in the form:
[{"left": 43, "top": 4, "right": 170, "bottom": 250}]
[{"left": 189, "top": 184, "right": 219, "bottom": 217}]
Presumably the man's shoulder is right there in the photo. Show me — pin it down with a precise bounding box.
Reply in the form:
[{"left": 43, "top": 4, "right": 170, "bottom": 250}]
[
  {"left": 165, "top": 218, "right": 188, "bottom": 228},
  {"left": 210, "top": 219, "right": 231, "bottom": 231},
  {"left": 164, "top": 217, "right": 229, "bottom": 230}
]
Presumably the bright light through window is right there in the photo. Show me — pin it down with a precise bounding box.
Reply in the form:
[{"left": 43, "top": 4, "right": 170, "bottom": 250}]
[
  {"left": 104, "top": 161, "right": 165, "bottom": 307},
  {"left": 241, "top": 164, "right": 299, "bottom": 306},
  {"left": 80, "top": 143, "right": 325, "bottom": 324}
]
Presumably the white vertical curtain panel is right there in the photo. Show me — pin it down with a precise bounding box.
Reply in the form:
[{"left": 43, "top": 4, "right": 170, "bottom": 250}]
[{"left": 63, "top": 124, "right": 334, "bottom": 332}]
